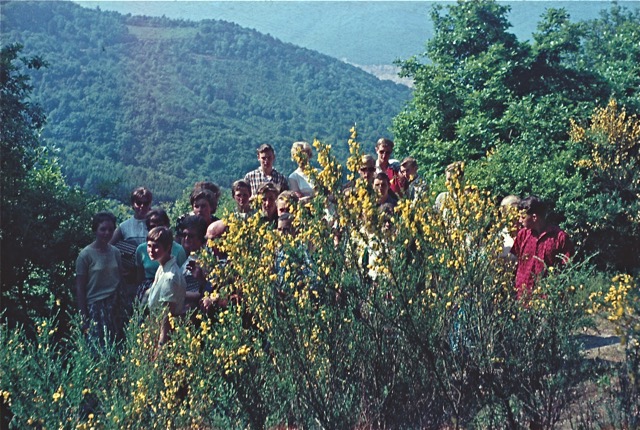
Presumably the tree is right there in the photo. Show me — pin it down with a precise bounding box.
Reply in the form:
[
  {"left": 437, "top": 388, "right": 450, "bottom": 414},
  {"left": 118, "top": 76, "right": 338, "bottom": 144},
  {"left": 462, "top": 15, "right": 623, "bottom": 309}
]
[
  {"left": 1, "top": 44, "right": 94, "bottom": 333},
  {"left": 393, "top": 0, "right": 639, "bottom": 270}
]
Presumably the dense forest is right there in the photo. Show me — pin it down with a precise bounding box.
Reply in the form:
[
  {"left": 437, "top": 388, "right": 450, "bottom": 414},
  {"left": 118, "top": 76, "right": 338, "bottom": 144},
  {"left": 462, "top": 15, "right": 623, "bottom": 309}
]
[{"left": 1, "top": 0, "right": 411, "bottom": 201}]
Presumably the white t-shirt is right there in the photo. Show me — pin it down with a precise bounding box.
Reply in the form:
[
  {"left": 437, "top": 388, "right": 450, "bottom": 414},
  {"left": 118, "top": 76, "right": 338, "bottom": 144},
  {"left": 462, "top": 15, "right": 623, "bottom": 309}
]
[
  {"left": 289, "top": 168, "right": 314, "bottom": 197},
  {"left": 147, "top": 257, "right": 186, "bottom": 314}
]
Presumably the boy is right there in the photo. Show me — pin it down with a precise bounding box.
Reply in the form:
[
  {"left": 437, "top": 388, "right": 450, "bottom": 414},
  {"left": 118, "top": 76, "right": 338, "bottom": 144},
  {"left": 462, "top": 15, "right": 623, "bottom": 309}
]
[
  {"left": 510, "top": 196, "right": 574, "bottom": 300},
  {"left": 244, "top": 143, "right": 289, "bottom": 195},
  {"left": 145, "top": 226, "right": 186, "bottom": 346},
  {"left": 231, "top": 180, "right": 253, "bottom": 217},
  {"left": 276, "top": 190, "right": 299, "bottom": 217},
  {"left": 258, "top": 182, "right": 280, "bottom": 226},
  {"left": 375, "top": 138, "right": 401, "bottom": 194}
]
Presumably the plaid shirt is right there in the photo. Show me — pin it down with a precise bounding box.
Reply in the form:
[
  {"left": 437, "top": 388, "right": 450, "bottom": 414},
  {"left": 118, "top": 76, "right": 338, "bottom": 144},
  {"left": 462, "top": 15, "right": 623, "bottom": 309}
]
[{"left": 244, "top": 168, "right": 289, "bottom": 195}]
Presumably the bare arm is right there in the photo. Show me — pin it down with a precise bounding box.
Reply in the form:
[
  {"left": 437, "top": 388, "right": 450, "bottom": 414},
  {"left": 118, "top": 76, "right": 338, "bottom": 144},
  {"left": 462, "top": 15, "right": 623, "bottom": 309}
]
[
  {"left": 109, "top": 226, "right": 124, "bottom": 245},
  {"left": 76, "top": 274, "right": 90, "bottom": 330}
]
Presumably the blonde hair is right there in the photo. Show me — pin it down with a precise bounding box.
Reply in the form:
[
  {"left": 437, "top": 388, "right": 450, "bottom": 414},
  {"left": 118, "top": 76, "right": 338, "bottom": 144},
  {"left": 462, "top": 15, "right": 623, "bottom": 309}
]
[
  {"left": 500, "top": 195, "right": 521, "bottom": 207},
  {"left": 291, "top": 141, "right": 312, "bottom": 163}
]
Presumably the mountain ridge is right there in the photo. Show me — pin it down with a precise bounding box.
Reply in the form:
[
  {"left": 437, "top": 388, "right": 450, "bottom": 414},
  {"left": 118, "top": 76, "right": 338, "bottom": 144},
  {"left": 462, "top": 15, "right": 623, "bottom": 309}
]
[{"left": 2, "top": 1, "right": 412, "bottom": 201}]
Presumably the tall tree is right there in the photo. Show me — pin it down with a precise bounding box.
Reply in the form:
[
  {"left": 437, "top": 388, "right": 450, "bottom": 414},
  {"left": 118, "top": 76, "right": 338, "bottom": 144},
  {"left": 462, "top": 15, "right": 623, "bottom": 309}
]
[
  {"left": 393, "top": 0, "right": 640, "bottom": 270},
  {"left": 1, "top": 44, "right": 93, "bottom": 331}
]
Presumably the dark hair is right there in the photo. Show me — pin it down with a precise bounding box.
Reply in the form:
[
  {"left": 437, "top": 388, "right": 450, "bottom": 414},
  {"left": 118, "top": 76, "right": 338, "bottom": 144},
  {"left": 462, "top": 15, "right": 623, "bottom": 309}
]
[
  {"left": 130, "top": 187, "right": 152, "bottom": 205},
  {"left": 257, "top": 143, "right": 275, "bottom": 155},
  {"left": 147, "top": 226, "right": 173, "bottom": 250},
  {"left": 190, "top": 189, "right": 216, "bottom": 207},
  {"left": 145, "top": 208, "right": 170, "bottom": 229},
  {"left": 518, "top": 195, "right": 547, "bottom": 218},
  {"left": 92, "top": 212, "right": 117, "bottom": 232},
  {"left": 193, "top": 181, "right": 220, "bottom": 200},
  {"left": 258, "top": 182, "right": 279, "bottom": 196},
  {"left": 400, "top": 157, "right": 417, "bottom": 169},
  {"left": 232, "top": 180, "right": 251, "bottom": 195},
  {"left": 278, "top": 213, "right": 295, "bottom": 222},
  {"left": 374, "top": 172, "right": 390, "bottom": 184},
  {"left": 179, "top": 215, "right": 208, "bottom": 243},
  {"left": 376, "top": 138, "right": 394, "bottom": 150}
]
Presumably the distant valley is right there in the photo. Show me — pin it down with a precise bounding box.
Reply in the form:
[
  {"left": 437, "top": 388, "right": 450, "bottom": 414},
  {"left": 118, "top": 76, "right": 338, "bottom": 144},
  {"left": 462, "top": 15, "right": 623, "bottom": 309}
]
[{"left": 2, "top": 1, "right": 412, "bottom": 201}]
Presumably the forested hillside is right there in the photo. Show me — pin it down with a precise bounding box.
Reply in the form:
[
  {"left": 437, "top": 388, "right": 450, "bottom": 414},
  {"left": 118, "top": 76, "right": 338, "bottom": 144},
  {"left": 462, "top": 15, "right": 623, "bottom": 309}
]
[{"left": 1, "top": 1, "right": 411, "bottom": 201}]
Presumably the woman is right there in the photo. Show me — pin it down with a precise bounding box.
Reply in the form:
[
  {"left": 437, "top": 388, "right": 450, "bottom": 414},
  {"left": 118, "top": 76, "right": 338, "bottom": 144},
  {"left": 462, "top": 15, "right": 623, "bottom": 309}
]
[
  {"left": 76, "top": 212, "right": 122, "bottom": 344},
  {"left": 288, "top": 141, "right": 315, "bottom": 200}
]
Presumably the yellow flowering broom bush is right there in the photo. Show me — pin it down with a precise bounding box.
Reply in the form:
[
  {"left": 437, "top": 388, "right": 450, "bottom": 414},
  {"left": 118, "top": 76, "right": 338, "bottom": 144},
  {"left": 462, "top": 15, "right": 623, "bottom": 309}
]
[{"left": 0, "top": 126, "right": 619, "bottom": 429}]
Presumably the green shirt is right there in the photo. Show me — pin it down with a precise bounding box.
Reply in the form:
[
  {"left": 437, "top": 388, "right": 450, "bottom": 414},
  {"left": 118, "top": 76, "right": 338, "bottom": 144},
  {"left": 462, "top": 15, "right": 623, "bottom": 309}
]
[{"left": 76, "top": 245, "right": 122, "bottom": 305}]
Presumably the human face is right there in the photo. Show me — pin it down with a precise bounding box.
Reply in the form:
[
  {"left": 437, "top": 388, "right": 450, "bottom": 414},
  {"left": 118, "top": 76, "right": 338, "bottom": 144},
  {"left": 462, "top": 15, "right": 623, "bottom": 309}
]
[
  {"left": 193, "top": 198, "right": 212, "bottom": 221},
  {"left": 234, "top": 188, "right": 251, "bottom": 212},
  {"left": 373, "top": 178, "right": 389, "bottom": 203},
  {"left": 400, "top": 164, "right": 417, "bottom": 181},
  {"left": 277, "top": 201, "right": 290, "bottom": 216},
  {"left": 297, "top": 149, "right": 312, "bottom": 168},
  {"left": 181, "top": 228, "right": 203, "bottom": 254},
  {"left": 277, "top": 220, "right": 293, "bottom": 235},
  {"left": 133, "top": 198, "right": 151, "bottom": 219},
  {"left": 95, "top": 221, "right": 115, "bottom": 245},
  {"left": 519, "top": 210, "right": 535, "bottom": 230},
  {"left": 359, "top": 164, "right": 376, "bottom": 184},
  {"left": 147, "top": 240, "right": 169, "bottom": 262},
  {"left": 262, "top": 191, "right": 277, "bottom": 219},
  {"left": 376, "top": 144, "right": 392, "bottom": 164},
  {"left": 258, "top": 150, "right": 275, "bottom": 174}
]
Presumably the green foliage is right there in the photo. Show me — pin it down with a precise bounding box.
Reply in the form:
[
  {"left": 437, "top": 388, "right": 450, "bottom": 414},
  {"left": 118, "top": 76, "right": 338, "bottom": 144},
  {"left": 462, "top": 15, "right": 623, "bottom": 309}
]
[
  {"left": 2, "top": 0, "right": 411, "bottom": 202},
  {"left": 0, "top": 134, "right": 631, "bottom": 428},
  {"left": 1, "top": 43, "right": 95, "bottom": 334},
  {"left": 393, "top": 0, "right": 640, "bottom": 270}
]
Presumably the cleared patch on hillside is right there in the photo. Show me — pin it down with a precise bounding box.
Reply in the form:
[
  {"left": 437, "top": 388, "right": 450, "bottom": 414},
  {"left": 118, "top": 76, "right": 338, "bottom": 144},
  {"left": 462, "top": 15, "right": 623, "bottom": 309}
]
[{"left": 126, "top": 25, "right": 198, "bottom": 40}]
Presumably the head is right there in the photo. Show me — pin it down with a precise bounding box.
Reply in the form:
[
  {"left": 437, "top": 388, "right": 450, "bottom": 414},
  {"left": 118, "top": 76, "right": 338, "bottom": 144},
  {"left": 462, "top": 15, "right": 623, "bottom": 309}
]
[
  {"left": 518, "top": 196, "right": 547, "bottom": 231},
  {"left": 179, "top": 215, "right": 208, "bottom": 254},
  {"left": 130, "top": 187, "right": 153, "bottom": 220},
  {"left": 501, "top": 195, "right": 521, "bottom": 209},
  {"left": 145, "top": 208, "right": 171, "bottom": 230},
  {"left": 400, "top": 157, "right": 418, "bottom": 181},
  {"left": 291, "top": 141, "right": 313, "bottom": 168},
  {"left": 190, "top": 189, "right": 216, "bottom": 222},
  {"left": 206, "top": 219, "right": 228, "bottom": 242},
  {"left": 379, "top": 203, "right": 395, "bottom": 233},
  {"left": 146, "top": 226, "right": 173, "bottom": 262},
  {"left": 358, "top": 155, "right": 376, "bottom": 184},
  {"left": 193, "top": 181, "right": 220, "bottom": 214},
  {"left": 277, "top": 213, "right": 295, "bottom": 236},
  {"left": 258, "top": 182, "right": 279, "bottom": 220},
  {"left": 445, "top": 161, "right": 464, "bottom": 183},
  {"left": 375, "top": 138, "right": 394, "bottom": 165},
  {"left": 276, "top": 190, "right": 299, "bottom": 216},
  {"left": 373, "top": 172, "right": 390, "bottom": 204},
  {"left": 257, "top": 144, "right": 276, "bottom": 174},
  {"left": 231, "top": 180, "right": 252, "bottom": 213},
  {"left": 92, "top": 212, "right": 117, "bottom": 243}
]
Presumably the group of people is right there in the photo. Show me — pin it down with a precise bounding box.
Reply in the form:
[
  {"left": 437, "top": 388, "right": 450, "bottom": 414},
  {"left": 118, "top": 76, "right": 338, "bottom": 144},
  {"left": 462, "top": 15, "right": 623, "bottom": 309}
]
[{"left": 76, "top": 138, "right": 574, "bottom": 347}]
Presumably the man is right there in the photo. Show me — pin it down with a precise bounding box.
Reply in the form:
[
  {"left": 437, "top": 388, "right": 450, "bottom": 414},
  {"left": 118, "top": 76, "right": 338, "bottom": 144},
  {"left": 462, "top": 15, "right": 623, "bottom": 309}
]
[
  {"left": 244, "top": 143, "right": 289, "bottom": 195},
  {"left": 373, "top": 172, "right": 398, "bottom": 208},
  {"left": 399, "top": 156, "right": 425, "bottom": 199},
  {"left": 374, "top": 138, "right": 402, "bottom": 194},
  {"left": 510, "top": 196, "right": 574, "bottom": 300},
  {"left": 257, "top": 182, "right": 279, "bottom": 227}
]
